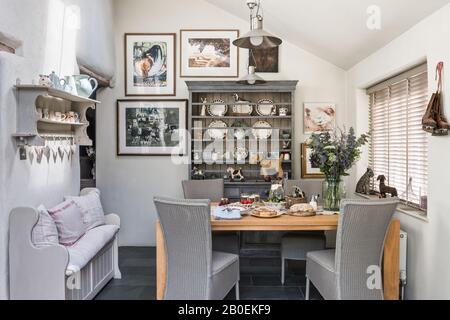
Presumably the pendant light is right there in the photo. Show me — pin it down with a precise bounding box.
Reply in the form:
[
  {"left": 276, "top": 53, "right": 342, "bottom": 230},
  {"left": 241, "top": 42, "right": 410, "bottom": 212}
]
[
  {"left": 233, "top": 0, "right": 282, "bottom": 50},
  {"left": 237, "top": 66, "right": 266, "bottom": 85}
]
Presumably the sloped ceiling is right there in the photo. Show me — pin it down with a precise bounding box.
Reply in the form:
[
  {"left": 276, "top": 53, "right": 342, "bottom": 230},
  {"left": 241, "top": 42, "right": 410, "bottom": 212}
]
[{"left": 206, "top": 0, "right": 450, "bottom": 69}]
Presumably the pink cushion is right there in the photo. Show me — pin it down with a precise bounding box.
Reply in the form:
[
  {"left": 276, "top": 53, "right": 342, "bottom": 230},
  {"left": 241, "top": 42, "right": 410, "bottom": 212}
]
[{"left": 48, "top": 200, "right": 86, "bottom": 246}]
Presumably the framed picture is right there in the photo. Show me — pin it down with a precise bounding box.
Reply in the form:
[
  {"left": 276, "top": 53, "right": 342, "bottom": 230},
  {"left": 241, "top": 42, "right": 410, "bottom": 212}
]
[
  {"left": 124, "top": 33, "right": 176, "bottom": 96},
  {"left": 249, "top": 47, "right": 279, "bottom": 73},
  {"left": 303, "top": 102, "right": 336, "bottom": 134},
  {"left": 301, "top": 143, "right": 325, "bottom": 179},
  {"left": 180, "top": 29, "right": 239, "bottom": 78},
  {"left": 117, "top": 100, "right": 187, "bottom": 156}
]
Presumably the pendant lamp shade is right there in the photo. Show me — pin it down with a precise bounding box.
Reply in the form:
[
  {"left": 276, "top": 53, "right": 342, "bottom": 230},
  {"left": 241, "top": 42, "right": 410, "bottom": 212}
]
[
  {"left": 233, "top": 19, "right": 282, "bottom": 50},
  {"left": 237, "top": 66, "right": 266, "bottom": 85}
]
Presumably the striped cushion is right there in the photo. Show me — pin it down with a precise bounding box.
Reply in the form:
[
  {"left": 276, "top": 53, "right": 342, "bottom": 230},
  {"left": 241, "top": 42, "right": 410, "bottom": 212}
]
[
  {"left": 31, "top": 205, "right": 59, "bottom": 247},
  {"left": 48, "top": 200, "right": 86, "bottom": 246}
]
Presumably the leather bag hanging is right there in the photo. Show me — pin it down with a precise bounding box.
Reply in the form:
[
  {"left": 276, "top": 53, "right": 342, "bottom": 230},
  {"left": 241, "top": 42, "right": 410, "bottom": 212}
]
[{"left": 422, "top": 62, "right": 449, "bottom": 136}]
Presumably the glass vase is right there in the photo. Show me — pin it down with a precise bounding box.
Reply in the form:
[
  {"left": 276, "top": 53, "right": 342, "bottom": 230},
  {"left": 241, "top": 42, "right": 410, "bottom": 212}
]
[{"left": 322, "top": 178, "right": 346, "bottom": 211}]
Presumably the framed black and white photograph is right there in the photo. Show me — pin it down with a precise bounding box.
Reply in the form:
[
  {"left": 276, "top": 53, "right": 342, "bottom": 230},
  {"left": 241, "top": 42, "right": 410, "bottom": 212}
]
[
  {"left": 249, "top": 47, "right": 279, "bottom": 73},
  {"left": 180, "top": 29, "right": 239, "bottom": 78},
  {"left": 117, "top": 100, "right": 187, "bottom": 156},
  {"left": 125, "top": 33, "right": 176, "bottom": 96}
]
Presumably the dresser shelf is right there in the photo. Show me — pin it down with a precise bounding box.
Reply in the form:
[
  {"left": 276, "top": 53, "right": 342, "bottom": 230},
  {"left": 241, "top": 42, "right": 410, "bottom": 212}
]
[{"left": 186, "top": 80, "right": 298, "bottom": 199}]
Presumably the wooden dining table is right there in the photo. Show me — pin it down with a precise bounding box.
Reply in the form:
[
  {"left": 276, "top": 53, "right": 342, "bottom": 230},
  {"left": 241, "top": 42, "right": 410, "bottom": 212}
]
[{"left": 156, "top": 210, "right": 400, "bottom": 300}]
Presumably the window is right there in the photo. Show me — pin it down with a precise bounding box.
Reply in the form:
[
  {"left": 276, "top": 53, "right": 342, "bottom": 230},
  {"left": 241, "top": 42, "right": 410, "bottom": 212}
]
[{"left": 368, "top": 64, "right": 428, "bottom": 209}]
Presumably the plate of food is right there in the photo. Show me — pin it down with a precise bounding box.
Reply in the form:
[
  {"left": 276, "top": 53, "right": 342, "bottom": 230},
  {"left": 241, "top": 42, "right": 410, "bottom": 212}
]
[
  {"left": 288, "top": 203, "right": 317, "bottom": 217},
  {"left": 207, "top": 120, "right": 228, "bottom": 140},
  {"left": 263, "top": 200, "right": 287, "bottom": 211},
  {"left": 252, "top": 121, "right": 272, "bottom": 140},
  {"left": 251, "top": 207, "right": 283, "bottom": 219},
  {"left": 208, "top": 99, "right": 228, "bottom": 117}
]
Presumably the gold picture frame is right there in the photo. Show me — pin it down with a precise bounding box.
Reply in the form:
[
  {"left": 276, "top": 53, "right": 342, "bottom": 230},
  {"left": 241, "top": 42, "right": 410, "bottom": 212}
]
[{"left": 301, "top": 143, "right": 325, "bottom": 179}]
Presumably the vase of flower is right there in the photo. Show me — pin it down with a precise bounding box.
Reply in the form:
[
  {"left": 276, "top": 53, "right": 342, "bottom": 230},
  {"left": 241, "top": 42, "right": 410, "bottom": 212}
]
[
  {"left": 323, "top": 178, "right": 346, "bottom": 211},
  {"left": 307, "top": 127, "right": 369, "bottom": 211}
]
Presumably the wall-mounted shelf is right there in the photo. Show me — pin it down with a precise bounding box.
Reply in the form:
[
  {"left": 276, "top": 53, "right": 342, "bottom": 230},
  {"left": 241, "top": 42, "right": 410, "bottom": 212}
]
[{"left": 12, "top": 85, "right": 100, "bottom": 147}]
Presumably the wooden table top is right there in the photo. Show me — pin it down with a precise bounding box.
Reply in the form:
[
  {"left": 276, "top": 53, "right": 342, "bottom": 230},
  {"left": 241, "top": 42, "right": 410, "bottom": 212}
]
[
  {"left": 209, "top": 202, "right": 339, "bottom": 231},
  {"left": 211, "top": 214, "right": 339, "bottom": 231}
]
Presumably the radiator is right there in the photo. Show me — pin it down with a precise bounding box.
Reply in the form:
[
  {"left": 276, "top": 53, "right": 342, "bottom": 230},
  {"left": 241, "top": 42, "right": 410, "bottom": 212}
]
[{"left": 399, "top": 229, "right": 407, "bottom": 300}]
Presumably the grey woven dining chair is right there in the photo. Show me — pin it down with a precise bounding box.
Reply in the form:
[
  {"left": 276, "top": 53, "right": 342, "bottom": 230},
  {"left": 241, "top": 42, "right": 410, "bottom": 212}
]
[
  {"left": 182, "top": 179, "right": 224, "bottom": 202},
  {"left": 154, "top": 197, "right": 240, "bottom": 300},
  {"left": 281, "top": 180, "right": 326, "bottom": 285},
  {"left": 182, "top": 179, "right": 240, "bottom": 255},
  {"left": 305, "top": 198, "right": 399, "bottom": 300}
]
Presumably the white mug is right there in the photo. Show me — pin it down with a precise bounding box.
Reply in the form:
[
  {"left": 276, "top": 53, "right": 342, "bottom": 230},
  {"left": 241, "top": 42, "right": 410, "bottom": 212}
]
[{"left": 279, "top": 107, "right": 289, "bottom": 117}]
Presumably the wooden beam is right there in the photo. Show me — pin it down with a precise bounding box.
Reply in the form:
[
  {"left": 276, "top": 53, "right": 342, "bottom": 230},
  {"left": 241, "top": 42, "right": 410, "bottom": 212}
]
[
  {"left": 79, "top": 64, "right": 111, "bottom": 88},
  {"left": 0, "top": 41, "right": 15, "bottom": 54}
]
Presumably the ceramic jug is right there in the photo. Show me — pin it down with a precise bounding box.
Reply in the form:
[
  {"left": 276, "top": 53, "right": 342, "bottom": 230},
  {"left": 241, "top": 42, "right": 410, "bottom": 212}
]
[
  {"left": 63, "top": 76, "right": 78, "bottom": 96},
  {"left": 73, "top": 75, "right": 98, "bottom": 98}
]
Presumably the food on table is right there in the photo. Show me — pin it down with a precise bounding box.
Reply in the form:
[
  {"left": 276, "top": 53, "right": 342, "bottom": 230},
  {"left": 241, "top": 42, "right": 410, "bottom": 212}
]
[
  {"left": 252, "top": 207, "right": 279, "bottom": 218},
  {"left": 290, "top": 203, "right": 315, "bottom": 214}
]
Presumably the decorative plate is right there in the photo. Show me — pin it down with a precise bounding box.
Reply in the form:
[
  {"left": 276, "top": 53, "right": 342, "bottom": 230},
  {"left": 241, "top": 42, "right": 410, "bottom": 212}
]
[
  {"left": 207, "top": 120, "right": 228, "bottom": 140},
  {"left": 234, "top": 147, "right": 249, "bottom": 161},
  {"left": 252, "top": 121, "right": 272, "bottom": 139},
  {"left": 208, "top": 99, "right": 228, "bottom": 117},
  {"left": 233, "top": 120, "right": 248, "bottom": 140},
  {"left": 232, "top": 103, "right": 253, "bottom": 115},
  {"left": 257, "top": 99, "right": 275, "bottom": 116}
]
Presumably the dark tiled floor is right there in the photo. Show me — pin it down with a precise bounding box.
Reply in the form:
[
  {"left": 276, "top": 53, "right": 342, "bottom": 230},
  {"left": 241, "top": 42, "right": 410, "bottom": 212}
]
[{"left": 95, "top": 247, "right": 323, "bottom": 300}]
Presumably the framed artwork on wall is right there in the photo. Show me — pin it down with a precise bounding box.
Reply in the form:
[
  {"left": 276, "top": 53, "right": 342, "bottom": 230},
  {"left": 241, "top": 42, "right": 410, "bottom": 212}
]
[
  {"left": 180, "top": 29, "right": 239, "bottom": 78},
  {"left": 301, "top": 143, "right": 325, "bottom": 179},
  {"left": 124, "top": 33, "right": 176, "bottom": 96},
  {"left": 249, "top": 47, "right": 279, "bottom": 73},
  {"left": 117, "top": 100, "right": 187, "bottom": 156},
  {"left": 303, "top": 102, "right": 336, "bottom": 134}
]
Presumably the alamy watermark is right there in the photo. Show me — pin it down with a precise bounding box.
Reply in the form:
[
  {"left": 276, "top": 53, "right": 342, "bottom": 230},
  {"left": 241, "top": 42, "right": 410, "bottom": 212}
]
[{"left": 367, "top": 5, "right": 382, "bottom": 30}]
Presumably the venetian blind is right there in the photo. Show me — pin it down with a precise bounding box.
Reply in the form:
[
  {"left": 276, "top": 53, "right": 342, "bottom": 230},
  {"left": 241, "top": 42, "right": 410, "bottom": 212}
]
[{"left": 368, "top": 64, "right": 428, "bottom": 207}]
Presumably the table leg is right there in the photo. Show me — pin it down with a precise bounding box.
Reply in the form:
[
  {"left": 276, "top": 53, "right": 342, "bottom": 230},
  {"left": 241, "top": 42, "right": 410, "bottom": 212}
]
[
  {"left": 156, "top": 221, "right": 166, "bottom": 300},
  {"left": 383, "top": 220, "right": 401, "bottom": 300}
]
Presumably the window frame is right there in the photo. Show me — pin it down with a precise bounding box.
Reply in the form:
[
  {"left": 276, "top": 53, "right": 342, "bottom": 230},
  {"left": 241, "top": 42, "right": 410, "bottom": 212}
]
[{"left": 367, "top": 64, "right": 428, "bottom": 213}]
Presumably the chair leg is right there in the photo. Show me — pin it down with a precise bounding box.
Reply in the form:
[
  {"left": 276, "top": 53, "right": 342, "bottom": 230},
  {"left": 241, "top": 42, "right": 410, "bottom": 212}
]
[
  {"left": 281, "top": 258, "right": 285, "bottom": 285},
  {"left": 235, "top": 282, "right": 240, "bottom": 300},
  {"left": 305, "top": 276, "right": 310, "bottom": 300}
]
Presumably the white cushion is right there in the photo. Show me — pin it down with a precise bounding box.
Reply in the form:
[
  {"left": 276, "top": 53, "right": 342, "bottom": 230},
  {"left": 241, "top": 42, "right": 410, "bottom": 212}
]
[
  {"left": 66, "top": 224, "right": 119, "bottom": 276},
  {"left": 66, "top": 192, "right": 105, "bottom": 230},
  {"left": 32, "top": 205, "right": 59, "bottom": 247},
  {"left": 48, "top": 200, "right": 86, "bottom": 246}
]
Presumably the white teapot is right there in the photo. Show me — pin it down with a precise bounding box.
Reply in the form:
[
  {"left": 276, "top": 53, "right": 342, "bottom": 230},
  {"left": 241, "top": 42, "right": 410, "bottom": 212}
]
[{"left": 73, "top": 75, "right": 98, "bottom": 98}]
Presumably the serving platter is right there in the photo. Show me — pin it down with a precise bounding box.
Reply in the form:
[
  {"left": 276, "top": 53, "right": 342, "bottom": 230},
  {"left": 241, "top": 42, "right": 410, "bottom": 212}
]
[
  {"left": 257, "top": 99, "right": 276, "bottom": 116},
  {"left": 208, "top": 99, "right": 228, "bottom": 117},
  {"left": 252, "top": 121, "right": 272, "bottom": 139},
  {"left": 207, "top": 120, "right": 228, "bottom": 140},
  {"left": 251, "top": 207, "right": 284, "bottom": 219}
]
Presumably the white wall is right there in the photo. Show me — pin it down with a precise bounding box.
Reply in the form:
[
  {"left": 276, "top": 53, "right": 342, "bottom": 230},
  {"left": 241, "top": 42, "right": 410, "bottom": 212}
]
[
  {"left": 97, "top": 0, "right": 347, "bottom": 247},
  {"left": 0, "top": 0, "right": 114, "bottom": 300},
  {"left": 347, "top": 4, "right": 450, "bottom": 299}
]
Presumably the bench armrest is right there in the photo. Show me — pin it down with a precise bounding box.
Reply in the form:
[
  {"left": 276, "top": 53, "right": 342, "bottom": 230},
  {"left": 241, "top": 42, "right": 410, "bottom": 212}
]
[{"left": 105, "top": 213, "right": 120, "bottom": 227}]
